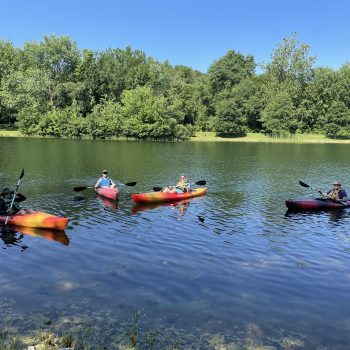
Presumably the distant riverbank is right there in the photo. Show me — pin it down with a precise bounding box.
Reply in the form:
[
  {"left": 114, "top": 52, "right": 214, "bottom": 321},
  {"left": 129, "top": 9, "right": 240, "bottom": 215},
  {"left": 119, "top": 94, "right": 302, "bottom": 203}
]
[
  {"left": 191, "top": 132, "right": 350, "bottom": 143},
  {"left": 2, "top": 129, "right": 350, "bottom": 144}
]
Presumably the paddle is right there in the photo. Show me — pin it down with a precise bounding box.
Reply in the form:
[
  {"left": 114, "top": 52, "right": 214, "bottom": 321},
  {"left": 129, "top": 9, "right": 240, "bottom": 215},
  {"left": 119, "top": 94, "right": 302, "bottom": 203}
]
[
  {"left": 153, "top": 180, "right": 206, "bottom": 192},
  {"left": 299, "top": 180, "right": 346, "bottom": 205},
  {"left": 74, "top": 181, "right": 137, "bottom": 192},
  {"left": 5, "top": 168, "right": 25, "bottom": 225}
]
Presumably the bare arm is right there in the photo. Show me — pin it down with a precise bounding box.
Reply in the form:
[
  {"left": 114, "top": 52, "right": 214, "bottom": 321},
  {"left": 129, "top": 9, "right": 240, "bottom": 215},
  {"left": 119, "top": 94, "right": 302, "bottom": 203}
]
[{"left": 94, "top": 178, "right": 101, "bottom": 188}]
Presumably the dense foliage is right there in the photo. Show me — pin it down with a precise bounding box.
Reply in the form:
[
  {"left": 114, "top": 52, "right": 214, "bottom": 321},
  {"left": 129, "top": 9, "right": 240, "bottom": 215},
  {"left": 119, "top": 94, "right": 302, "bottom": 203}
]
[{"left": 1, "top": 33, "right": 349, "bottom": 139}]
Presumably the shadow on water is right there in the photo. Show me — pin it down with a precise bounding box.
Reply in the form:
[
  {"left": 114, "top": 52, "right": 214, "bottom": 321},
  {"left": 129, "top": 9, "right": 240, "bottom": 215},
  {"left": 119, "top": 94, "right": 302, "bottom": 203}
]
[{"left": 0, "top": 225, "right": 69, "bottom": 249}]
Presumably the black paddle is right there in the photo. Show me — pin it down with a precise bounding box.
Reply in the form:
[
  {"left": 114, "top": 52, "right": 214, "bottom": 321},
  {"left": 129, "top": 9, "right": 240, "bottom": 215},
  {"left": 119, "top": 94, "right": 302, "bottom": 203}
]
[
  {"left": 299, "top": 180, "right": 346, "bottom": 205},
  {"left": 153, "top": 180, "right": 206, "bottom": 192},
  {"left": 74, "top": 181, "right": 137, "bottom": 192},
  {"left": 5, "top": 168, "right": 25, "bottom": 225}
]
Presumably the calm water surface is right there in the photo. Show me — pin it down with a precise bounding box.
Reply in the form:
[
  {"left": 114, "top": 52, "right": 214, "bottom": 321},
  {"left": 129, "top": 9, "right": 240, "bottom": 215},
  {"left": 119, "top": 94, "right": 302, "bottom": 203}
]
[{"left": 1, "top": 138, "right": 350, "bottom": 349}]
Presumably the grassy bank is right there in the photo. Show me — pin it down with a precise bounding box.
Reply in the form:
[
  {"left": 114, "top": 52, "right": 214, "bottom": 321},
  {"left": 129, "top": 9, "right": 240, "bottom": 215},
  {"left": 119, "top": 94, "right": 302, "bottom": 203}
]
[
  {"left": 0, "top": 129, "right": 22, "bottom": 137},
  {"left": 191, "top": 132, "right": 350, "bottom": 143},
  {"left": 2, "top": 129, "right": 350, "bottom": 144}
]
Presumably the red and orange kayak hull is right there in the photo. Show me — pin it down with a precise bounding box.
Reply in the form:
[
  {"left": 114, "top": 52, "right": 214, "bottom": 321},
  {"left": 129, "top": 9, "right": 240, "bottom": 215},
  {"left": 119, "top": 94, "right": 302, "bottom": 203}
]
[
  {"left": 0, "top": 211, "right": 68, "bottom": 230},
  {"left": 132, "top": 187, "right": 208, "bottom": 204}
]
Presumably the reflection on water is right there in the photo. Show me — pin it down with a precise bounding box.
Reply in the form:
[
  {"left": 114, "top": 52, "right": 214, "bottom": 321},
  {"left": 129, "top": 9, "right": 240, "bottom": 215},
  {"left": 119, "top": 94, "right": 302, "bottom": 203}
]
[
  {"left": 0, "top": 226, "right": 27, "bottom": 251},
  {"left": 95, "top": 194, "right": 118, "bottom": 211},
  {"left": 132, "top": 199, "right": 206, "bottom": 222},
  {"left": 0, "top": 225, "right": 69, "bottom": 248},
  {"left": 285, "top": 208, "right": 349, "bottom": 223},
  {"left": 1, "top": 138, "right": 350, "bottom": 349}
]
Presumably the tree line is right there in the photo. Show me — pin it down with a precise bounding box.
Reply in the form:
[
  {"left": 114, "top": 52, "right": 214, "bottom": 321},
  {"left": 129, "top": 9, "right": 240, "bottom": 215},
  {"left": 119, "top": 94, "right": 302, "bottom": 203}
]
[{"left": 0, "top": 33, "right": 349, "bottom": 140}]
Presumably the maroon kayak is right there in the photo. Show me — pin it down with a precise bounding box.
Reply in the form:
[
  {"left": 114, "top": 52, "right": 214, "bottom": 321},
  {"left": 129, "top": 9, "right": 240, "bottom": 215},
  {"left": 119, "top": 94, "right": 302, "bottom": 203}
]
[{"left": 286, "top": 198, "right": 350, "bottom": 210}]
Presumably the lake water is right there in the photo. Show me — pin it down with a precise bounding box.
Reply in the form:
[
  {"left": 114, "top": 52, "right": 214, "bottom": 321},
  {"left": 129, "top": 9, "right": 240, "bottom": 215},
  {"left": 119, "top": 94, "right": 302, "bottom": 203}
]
[{"left": 0, "top": 138, "right": 350, "bottom": 349}]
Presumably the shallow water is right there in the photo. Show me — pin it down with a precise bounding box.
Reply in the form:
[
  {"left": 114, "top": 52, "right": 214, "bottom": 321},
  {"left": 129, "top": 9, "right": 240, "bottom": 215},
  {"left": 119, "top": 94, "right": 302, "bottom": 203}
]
[{"left": 1, "top": 138, "right": 350, "bottom": 349}]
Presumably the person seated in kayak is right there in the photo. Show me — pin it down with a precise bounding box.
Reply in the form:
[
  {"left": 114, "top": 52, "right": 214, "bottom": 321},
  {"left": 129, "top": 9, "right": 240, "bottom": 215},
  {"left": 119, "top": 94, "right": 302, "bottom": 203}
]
[
  {"left": 163, "top": 175, "right": 191, "bottom": 193},
  {"left": 0, "top": 188, "right": 34, "bottom": 216},
  {"left": 94, "top": 170, "right": 117, "bottom": 189},
  {"left": 319, "top": 181, "right": 348, "bottom": 202}
]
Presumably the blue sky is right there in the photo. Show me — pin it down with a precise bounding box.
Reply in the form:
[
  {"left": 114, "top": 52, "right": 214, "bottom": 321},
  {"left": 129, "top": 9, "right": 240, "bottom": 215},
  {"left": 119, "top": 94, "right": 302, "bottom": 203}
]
[{"left": 0, "top": 0, "right": 349, "bottom": 72}]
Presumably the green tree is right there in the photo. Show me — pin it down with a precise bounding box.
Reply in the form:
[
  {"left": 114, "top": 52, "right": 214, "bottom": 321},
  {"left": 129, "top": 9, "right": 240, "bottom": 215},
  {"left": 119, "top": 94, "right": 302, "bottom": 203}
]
[
  {"left": 264, "top": 33, "right": 315, "bottom": 89},
  {"left": 0, "top": 40, "right": 21, "bottom": 123},
  {"left": 23, "top": 35, "right": 80, "bottom": 82},
  {"left": 299, "top": 67, "right": 339, "bottom": 132},
  {"left": 260, "top": 90, "right": 298, "bottom": 135},
  {"left": 85, "top": 99, "right": 124, "bottom": 138},
  {"left": 323, "top": 101, "right": 350, "bottom": 138},
  {"left": 208, "top": 50, "right": 255, "bottom": 95},
  {"left": 121, "top": 86, "right": 178, "bottom": 140}
]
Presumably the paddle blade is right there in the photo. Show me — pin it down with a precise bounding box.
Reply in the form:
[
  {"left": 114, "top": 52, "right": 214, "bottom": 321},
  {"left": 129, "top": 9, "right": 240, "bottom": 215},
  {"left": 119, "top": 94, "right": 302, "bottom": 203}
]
[
  {"left": 299, "top": 180, "right": 310, "bottom": 188},
  {"left": 194, "top": 180, "right": 206, "bottom": 186},
  {"left": 153, "top": 187, "right": 162, "bottom": 192},
  {"left": 73, "top": 186, "right": 88, "bottom": 192},
  {"left": 19, "top": 168, "right": 25, "bottom": 179},
  {"left": 124, "top": 182, "right": 137, "bottom": 187}
]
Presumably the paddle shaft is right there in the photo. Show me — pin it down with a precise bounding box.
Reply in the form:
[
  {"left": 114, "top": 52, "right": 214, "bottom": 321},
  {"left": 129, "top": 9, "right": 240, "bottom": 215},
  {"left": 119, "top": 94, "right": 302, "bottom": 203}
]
[
  {"left": 153, "top": 180, "right": 206, "bottom": 192},
  {"left": 74, "top": 181, "right": 136, "bottom": 192},
  {"left": 5, "top": 169, "right": 25, "bottom": 225}
]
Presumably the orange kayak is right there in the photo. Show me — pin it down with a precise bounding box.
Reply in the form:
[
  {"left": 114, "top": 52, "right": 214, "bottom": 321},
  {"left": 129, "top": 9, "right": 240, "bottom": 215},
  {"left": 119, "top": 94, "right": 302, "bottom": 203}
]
[
  {"left": 0, "top": 211, "right": 68, "bottom": 230},
  {"left": 132, "top": 188, "right": 208, "bottom": 204},
  {"left": 95, "top": 187, "right": 119, "bottom": 200}
]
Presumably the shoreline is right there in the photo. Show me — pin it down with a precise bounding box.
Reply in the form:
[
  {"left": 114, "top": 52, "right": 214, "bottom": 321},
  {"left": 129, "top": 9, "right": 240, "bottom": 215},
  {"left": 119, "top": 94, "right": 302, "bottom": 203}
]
[{"left": 2, "top": 129, "right": 350, "bottom": 144}]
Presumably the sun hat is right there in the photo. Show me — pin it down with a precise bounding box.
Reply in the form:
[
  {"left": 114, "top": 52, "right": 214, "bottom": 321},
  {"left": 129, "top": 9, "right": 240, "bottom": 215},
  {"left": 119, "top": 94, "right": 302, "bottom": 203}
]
[
  {"left": 1, "top": 187, "right": 13, "bottom": 195},
  {"left": 102, "top": 170, "right": 108, "bottom": 174},
  {"left": 332, "top": 181, "right": 341, "bottom": 185}
]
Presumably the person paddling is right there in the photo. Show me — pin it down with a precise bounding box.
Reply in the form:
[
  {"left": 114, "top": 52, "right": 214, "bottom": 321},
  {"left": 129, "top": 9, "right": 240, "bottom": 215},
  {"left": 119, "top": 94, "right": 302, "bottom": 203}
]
[
  {"left": 319, "top": 181, "right": 348, "bottom": 202},
  {"left": 163, "top": 174, "right": 191, "bottom": 194},
  {"left": 0, "top": 188, "right": 34, "bottom": 216},
  {"left": 94, "top": 170, "right": 117, "bottom": 189}
]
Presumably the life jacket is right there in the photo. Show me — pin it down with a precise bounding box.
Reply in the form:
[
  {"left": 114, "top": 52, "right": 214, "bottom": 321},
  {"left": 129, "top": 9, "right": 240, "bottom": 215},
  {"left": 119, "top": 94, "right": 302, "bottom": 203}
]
[
  {"left": 176, "top": 180, "right": 190, "bottom": 193},
  {"left": 328, "top": 189, "right": 341, "bottom": 200},
  {"left": 99, "top": 177, "right": 112, "bottom": 187},
  {"left": 0, "top": 197, "right": 20, "bottom": 215}
]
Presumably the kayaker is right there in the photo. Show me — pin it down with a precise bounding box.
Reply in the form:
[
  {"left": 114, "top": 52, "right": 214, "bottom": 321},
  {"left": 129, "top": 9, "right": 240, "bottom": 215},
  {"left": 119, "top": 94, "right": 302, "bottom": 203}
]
[
  {"left": 163, "top": 174, "right": 191, "bottom": 193},
  {"left": 320, "top": 181, "right": 348, "bottom": 202},
  {"left": 0, "top": 188, "right": 34, "bottom": 216},
  {"left": 94, "top": 170, "right": 117, "bottom": 189}
]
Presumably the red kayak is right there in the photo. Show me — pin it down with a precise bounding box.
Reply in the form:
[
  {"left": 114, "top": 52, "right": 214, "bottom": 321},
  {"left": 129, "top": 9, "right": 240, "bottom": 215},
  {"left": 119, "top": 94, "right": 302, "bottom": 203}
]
[
  {"left": 286, "top": 198, "right": 350, "bottom": 210},
  {"left": 95, "top": 187, "right": 119, "bottom": 200}
]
